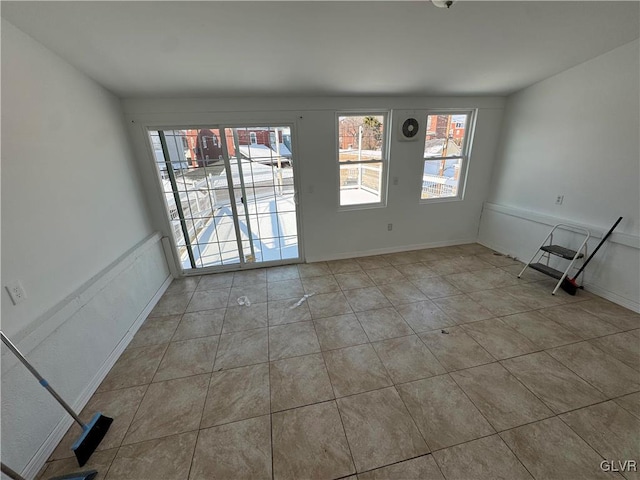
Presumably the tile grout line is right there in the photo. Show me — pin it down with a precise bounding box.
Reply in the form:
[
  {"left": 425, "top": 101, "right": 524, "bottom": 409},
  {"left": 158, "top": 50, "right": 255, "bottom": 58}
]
[
  {"left": 552, "top": 414, "right": 610, "bottom": 464},
  {"left": 387, "top": 380, "right": 435, "bottom": 457},
  {"left": 68, "top": 250, "right": 638, "bottom": 479},
  {"left": 447, "top": 362, "right": 555, "bottom": 430},
  {"left": 310, "top": 317, "right": 358, "bottom": 477},
  {"left": 415, "top": 319, "right": 499, "bottom": 372},
  {"left": 494, "top": 429, "right": 539, "bottom": 480},
  {"left": 355, "top": 452, "right": 439, "bottom": 478},
  {"left": 446, "top": 340, "right": 640, "bottom": 463},
  {"left": 110, "top": 314, "right": 635, "bottom": 393},
  {"left": 444, "top": 368, "right": 549, "bottom": 479},
  {"left": 186, "top": 364, "right": 214, "bottom": 480},
  {"left": 584, "top": 332, "right": 640, "bottom": 372},
  {"left": 331, "top": 393, "right": 360, "bottom": 476},
  {"left": 114, "top": 282, "right": 211, "bottom": 475},
  {"left": 611, "top": 391, "right": 640, "bottom": 418},
  {"left": 178, "top": 328, "right": 633, "bottom": 411},
  {"left": 266, "top": 304, "right": 275, "bottom": 480},
  {"left": 543, "top": 345, "right": 637, "bottom": 400},
  {"left": 106, "top": 346, "right": 638, "bottom": 421},
  {"left": 440, "top": 369, "right": 501, "bottom": 437},
  {"left": 116, "top": 337, "right": 174, "bottom": 444}
]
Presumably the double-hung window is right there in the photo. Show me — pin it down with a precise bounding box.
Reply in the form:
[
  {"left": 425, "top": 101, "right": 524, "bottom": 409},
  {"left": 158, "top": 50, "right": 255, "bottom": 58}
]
[
  {"left": 421, "top": 110, "right": 475, "bottom": 201},
  {"left": 337, "top": 113, "right": 388, "bottom": 208}
]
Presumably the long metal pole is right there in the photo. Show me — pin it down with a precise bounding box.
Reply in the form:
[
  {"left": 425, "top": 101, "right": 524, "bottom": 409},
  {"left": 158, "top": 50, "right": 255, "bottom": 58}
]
[
  {"left": 232, "top": 129, "right": 256, "bottom": 262},
  {"left": 159, "top": 131, "right": 196, "bottom": 269},
  {"left": 218, "top": 129, "right": 247, "bottom": 266},
  {"left": 1, "top": 332, "right": 85, "bottom": 428},
  {"left": 438, "top": 115, "right": 452, "bottom": 196},
  {"left": 358, "top": 125, "right": 363, "bottom": 188},
  {"left": 275, "top": 127, "right": 283, "bottom": 196}
]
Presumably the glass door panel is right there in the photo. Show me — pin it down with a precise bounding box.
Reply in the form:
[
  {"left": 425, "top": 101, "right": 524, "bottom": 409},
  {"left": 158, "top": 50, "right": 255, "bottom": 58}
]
[
  {"left": 225, "top": 126, "right": 299, "bottom": 264},
  {"left": 150, "top": 124, "right": 300, "bottom": 272}
]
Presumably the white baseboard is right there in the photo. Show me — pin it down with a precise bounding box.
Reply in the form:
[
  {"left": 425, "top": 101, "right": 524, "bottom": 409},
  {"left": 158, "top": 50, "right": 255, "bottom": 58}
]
[
  {"left": 478, "top": 203, "right": 640, "bottom": 313},
  {"left": 581, "top": 282, "right": 640, "bottom": 313},
  {"left": 476, "top": 238, "right": 520, "bottom": 261},
  {"left": 306, "top": 237, "right": 479, "bottom": 263},
  {"left": 477, "top": 238, "right": 639, "bottom": 313},
  {"left": 21, "top": 274, "right": 172, "bottom": 480}
]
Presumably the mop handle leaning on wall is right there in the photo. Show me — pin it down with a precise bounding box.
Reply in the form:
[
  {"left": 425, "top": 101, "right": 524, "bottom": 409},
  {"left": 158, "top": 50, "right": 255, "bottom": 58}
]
[{"left": 1, "top": 331, "right": 84, "bottom": 427}]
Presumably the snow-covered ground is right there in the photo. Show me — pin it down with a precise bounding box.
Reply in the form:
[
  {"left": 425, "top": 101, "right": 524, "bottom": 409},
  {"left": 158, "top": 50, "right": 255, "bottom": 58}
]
[
  {"left": 340, "top": 188, "right": 380, "bottom": 206},
  {"left": 172, "top": 159, "right": 299, "bottom": 269},
  {"left": 184, "top": 192, "right": 299, "bottom": 268},
  {"left": 166, "top": 158, "right": 386, "bottom": 268}
]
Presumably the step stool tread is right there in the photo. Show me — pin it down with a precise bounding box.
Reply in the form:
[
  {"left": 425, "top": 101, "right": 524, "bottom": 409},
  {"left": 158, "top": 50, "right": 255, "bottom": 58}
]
[
  {"left": 540, "top": 245, "right": 584, "bottom": 259},
  {"left": 529, "top": 263, "right": 565, "bottom": 280}
]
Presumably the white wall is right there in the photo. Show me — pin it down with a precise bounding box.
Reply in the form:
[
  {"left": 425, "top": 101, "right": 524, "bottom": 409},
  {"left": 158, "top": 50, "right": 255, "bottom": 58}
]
[
  {"left": 1, "top": 20, "right": 169, "bottom": 476},
  {"left": 479, "top": 40, "right": 640, "bottom": 310},
  {"left": 123, "top": 96, "right": 504, "bottom": 265}
]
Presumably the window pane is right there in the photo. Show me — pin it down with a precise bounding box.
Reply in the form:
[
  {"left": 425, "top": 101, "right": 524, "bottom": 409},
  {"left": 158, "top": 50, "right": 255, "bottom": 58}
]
[
  {"left": 424, "top": 114, "right": 468, "bottom": 159},
  {"left": 421, "top": 159, "right": 461, "bottom": 199},
  {"left": 340, "top": 162, "right": 382, "bottom": 206},
  {"left": 338, "top": 115, "right": 384, "bottom": 162},
  {"left": 197, "top": 243, "right": 223, "bottom": 268}
]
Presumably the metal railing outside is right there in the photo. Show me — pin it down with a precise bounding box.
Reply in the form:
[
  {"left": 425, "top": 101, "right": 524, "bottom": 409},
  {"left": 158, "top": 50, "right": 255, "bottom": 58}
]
[
  {"left": 339, "top": 164, "right": 382, "bottom": 195},
  {"left": 421, "top": 180, "right": 456, "bottom": 198}
]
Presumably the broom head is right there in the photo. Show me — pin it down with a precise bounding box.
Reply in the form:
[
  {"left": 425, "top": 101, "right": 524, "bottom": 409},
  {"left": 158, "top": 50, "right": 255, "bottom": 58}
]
[
  {"left": 71, "top": 412, "right": 113, "bottom": 467},
  {"left": 561, "top": 277, "right": 578, "bottom": 296}
]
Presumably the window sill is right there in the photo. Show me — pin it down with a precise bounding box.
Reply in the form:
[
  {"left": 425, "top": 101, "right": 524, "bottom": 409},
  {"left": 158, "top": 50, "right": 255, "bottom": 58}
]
[
  {"left": 339, "top": 202, "right": 387, "bottom": 212},
  {"left": 419, "top": 196, "right": 464, "bottom": 205}
]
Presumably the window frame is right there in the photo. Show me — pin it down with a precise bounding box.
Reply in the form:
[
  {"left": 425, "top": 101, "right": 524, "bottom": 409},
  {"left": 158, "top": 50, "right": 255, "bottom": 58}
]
[
  {"left": 336, "top": 111, "right": 390, "bottom": 210},
  {"left": 420, "top": 109, "right": 476, "bottom": 204}
]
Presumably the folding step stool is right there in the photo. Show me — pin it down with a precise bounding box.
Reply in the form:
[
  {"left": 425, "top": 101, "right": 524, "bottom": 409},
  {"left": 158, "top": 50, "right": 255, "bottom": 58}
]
[{"left": 518, "top": 224, "right": 590, "bottom": 295}]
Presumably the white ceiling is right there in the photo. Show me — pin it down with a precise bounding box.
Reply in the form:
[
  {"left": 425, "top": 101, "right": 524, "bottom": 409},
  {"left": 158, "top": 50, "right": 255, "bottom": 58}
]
[{"left": 2, "top": 1, "right": 638, "bottom": 98}]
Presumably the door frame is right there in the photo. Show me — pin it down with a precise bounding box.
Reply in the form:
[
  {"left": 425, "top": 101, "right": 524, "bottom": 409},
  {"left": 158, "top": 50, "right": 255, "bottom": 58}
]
[{"left": 143, "top": 121, "right": 305, "bottom": 276}]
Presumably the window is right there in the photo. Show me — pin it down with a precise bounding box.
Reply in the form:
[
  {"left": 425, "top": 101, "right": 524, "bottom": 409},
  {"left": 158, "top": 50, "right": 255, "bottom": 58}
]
[
  {"left": 250, "top": 132, "right": 258, "bottom": 144},
  {"left": 337, "top": 113, "right": 388, "bottom": 207},
  {"left": 422, "top": 111, "right": 474, "bottom": 201}
]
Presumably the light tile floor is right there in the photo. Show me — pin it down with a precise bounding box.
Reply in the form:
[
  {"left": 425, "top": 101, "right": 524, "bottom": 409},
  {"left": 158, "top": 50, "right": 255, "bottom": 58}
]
[{"left": 39, "top": 244, "right": 640, "bottom": 480}]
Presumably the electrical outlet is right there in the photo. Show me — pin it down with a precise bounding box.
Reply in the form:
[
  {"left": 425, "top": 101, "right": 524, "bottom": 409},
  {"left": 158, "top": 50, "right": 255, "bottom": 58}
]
[
  {"left": 393, "top": 177, "right": 399, "bottom": 186},
  {"left": 387, "top": 223, "right": 393, "bottom": 231},
  {"left": 555, "top": 195, "right": 564, "bottom": 205},
  {"left": 6, "top": 280, "right": 27, "bottom": 305}
]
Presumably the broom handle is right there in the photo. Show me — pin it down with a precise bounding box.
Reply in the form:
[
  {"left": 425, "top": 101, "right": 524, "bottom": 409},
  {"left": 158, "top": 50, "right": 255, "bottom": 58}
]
[
  {"left": 572, "top": 216, "right": 623, "bottom": 279},
  {"left": 1, "top": 332, "right": 85, "bottom": 428}
]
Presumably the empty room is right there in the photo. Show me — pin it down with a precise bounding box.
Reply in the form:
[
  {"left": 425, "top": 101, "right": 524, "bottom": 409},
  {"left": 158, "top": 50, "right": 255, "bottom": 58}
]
[{"left": 1, "top": 1, "right": 639, "bottom": 479}]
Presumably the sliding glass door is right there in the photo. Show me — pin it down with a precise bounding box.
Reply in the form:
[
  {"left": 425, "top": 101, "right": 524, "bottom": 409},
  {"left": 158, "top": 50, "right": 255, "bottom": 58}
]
[{"left": 149, "top": 125, "right": 300, "bottom": 272}]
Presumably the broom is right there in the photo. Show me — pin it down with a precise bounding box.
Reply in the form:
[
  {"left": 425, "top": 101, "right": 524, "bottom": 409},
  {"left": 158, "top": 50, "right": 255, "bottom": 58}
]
[
  {"left": 1, "top": 462, "right": 98, "bottom": 480},
  {"left": 1, "top": 332, "right": 113, "bottom": 467},
  {"left": 560, "top": 216, "right": 623, "bottom": 295}
]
